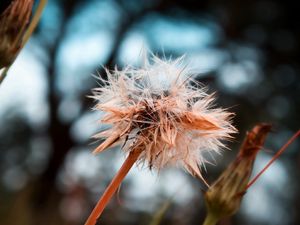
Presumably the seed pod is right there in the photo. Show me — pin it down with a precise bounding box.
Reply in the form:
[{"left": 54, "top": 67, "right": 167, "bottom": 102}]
[
  {"left": 204, "top": 124, "right": 271, "bottom": 221},
  {"left": 0, "top": 0, "right": 33, "bottom": 68}
]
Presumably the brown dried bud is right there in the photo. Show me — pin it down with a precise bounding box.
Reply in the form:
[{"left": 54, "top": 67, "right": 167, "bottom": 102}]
[
  {"left": 0, "top": 0, "right": 33, "bottom": 68},
  {"left": 204, "top": 124, "right": 272, "bottom": 221}
]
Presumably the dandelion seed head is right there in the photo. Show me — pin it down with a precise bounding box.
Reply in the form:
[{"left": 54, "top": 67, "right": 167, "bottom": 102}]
[{"left": 92, "top": 54, "right": 236, "bottom": 180}]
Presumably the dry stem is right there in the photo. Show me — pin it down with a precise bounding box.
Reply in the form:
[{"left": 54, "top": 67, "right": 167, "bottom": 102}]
[
  {"left": 84, "top": 149, "right": 141, "bottom": 225},
  {"left": 246, "top": 129, "right": 300, "bottom": 189}
]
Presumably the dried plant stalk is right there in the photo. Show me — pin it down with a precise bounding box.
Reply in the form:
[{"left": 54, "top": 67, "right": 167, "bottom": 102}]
[
  {"left": 84, "top": 149, "right": 141, "bottom": 225},
  {"left": 246, "top": 129, "right": 300, "bottom": 189}
]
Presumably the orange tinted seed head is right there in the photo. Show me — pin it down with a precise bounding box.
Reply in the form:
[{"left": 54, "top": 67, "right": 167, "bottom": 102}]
[{"left": 92, "top": 55, "right": 237, "bottom": 180}]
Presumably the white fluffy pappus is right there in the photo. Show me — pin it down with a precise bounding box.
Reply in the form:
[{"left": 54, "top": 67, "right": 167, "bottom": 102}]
[{"left": 91, "top": 55, "right": 236, "bottom": 182}]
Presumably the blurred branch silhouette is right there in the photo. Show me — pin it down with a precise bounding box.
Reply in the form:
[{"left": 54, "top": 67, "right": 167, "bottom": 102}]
[{"left": 0, "top": 0, "right": 299, "bottom": 225}]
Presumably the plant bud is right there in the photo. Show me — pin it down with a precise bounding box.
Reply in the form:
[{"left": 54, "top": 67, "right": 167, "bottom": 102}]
[
  {"left": 0, "top": 0, "right": 33, "bottom": 68},
  {"left": 204, "top": 124, "right": 272, "bottom": 220}
]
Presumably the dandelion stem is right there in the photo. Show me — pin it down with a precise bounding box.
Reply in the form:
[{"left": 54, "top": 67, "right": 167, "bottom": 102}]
[
  {"left": 246, "top": 129, "right": 300, "bottom": 189},
  {"left": 84, "top": 149, "right": 141, "bottom": 225},
  {"left": 203, "top": 212, "right": 219, "bottom": 225}
]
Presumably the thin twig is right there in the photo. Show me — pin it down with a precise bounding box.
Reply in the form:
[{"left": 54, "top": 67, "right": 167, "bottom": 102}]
[
  {"left": 22, "top": 0, "right": 48, "bottom": 46},
  {"left": 246, "top": 130, "right": 300, "bottom": 189}
]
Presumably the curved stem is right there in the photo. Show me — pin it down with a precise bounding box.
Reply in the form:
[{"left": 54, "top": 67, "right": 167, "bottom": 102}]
[
  {"left": 149, "top": 197, "right": 172, "bottom": 225},
  {"left": 84, "top": 150, "right": 141, "bottom": 225},
  {"left": 203, "top": 212, "right": 219, "bottom": 225}
]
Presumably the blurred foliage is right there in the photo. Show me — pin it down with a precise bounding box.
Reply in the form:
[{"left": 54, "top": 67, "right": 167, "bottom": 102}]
[{"left": 0, "top": 0, "right": 299, "bottom": 225}]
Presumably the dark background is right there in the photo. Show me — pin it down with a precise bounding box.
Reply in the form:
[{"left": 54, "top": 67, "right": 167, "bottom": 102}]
[{"left": 0, "top": 0, "right": 299, "bottom": 225}]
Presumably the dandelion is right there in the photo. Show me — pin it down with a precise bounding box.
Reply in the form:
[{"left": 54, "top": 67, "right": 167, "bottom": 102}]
[{"left": 85, "top": 55, "right": 236, "bottom": 225}]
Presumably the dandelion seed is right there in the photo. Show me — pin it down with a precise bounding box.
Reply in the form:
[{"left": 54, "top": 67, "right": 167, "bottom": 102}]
[{"left": 85, "top": 54, "right": 236, "bottom": 225}]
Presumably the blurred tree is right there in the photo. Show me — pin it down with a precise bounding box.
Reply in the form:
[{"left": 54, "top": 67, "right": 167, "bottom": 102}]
[{"left": 0, "top": 0, "right": 299, "bottom": 225}]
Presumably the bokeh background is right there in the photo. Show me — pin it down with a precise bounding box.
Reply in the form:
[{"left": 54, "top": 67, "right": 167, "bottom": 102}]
[{"left": 0, "top": 0, "right": 299, "bottom": 225}]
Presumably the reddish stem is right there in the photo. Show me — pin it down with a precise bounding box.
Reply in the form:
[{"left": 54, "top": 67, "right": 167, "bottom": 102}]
[
  {"left": 84, "top": 150, "right": 141, "bottom": 225},
  {"left": 246, "top": 130, "right": 300, "bottom": 189}
]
